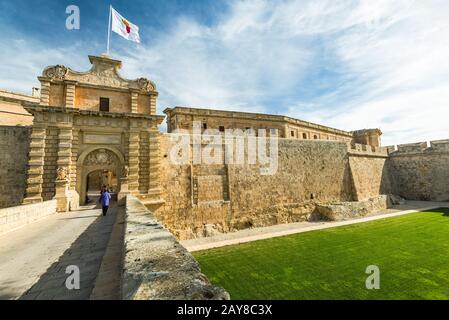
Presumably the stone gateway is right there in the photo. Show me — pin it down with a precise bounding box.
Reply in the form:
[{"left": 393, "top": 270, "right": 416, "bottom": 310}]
[{"left": 1, "top": 54, "right": 449, "bottom": 240}]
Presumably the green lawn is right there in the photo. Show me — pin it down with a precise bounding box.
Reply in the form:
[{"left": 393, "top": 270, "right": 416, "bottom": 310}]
[{"left": 193, "top": 209, "right": 449, "bottom": 300}]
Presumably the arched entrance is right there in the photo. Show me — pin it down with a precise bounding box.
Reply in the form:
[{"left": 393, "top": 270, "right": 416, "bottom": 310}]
[{"left": 77, "top": 147, "right": 125, "bottom": 205}]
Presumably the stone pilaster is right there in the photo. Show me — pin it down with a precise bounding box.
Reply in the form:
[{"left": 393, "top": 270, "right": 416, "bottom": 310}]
[
  {"left": 39, "top": 79, "right": 50, "bottom": 106},
  {"left": 70, "top": 129, "right": 79, "bottom": 191},
  {"left": 131, "top": 91, "right": 139, "bottom": 113},
  {"left": 65, "top": 81, "right": 76, "bottom": 108},
  {"left": 150, "top": 94, "right": 157, "bottom": 115},
  {"left": 23, "top": 126, "right": 47, "bottom": 204},
  {"left": 57, "top": 128, "right": 73, "bottom": 175},
  {"left": 128, "top": 130, "right": 140, "bottom": 193},
  {"left": 148, "top": 129, "right": 161, "bottom": 197},
  {"left": 56, "top": 127, "right": 73, "bottom": 211}
]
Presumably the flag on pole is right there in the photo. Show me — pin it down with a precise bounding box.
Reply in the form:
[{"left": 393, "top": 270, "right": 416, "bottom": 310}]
[{"left": 110, "top": 7, "right": 140, "bottom": 43}]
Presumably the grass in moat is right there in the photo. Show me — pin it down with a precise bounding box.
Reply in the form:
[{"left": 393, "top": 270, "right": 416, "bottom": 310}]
[{"left": 193, "top": 209, "right": 449, "bottom": 300}]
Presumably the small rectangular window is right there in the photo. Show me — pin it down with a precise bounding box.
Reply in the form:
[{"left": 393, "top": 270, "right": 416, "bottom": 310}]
[
  {"left": 203, "top": 122, "right": 207, "bottom": 130},
  {"left": 100, "top": 97, "right": 110, "bottom": 112},
  {"left": 291, "top": 130, "right": 295, "bottom": 137},
  {"left": 219, "top": 126, "right": 225, "bottom": 132}
]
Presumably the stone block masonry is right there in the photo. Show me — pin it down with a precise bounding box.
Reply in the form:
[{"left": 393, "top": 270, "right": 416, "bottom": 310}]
[
  {"left": 388, "top": 139, "right": 449, "bottom": 201},
  {"left": 0, "top": 199, "right": 56, "bottom": 235},
  {"left": 0, "top": 126, "right": 31, "bottom": 208},
  {"left": 122, "top": 195, "right": 229, "bottom": 300}
]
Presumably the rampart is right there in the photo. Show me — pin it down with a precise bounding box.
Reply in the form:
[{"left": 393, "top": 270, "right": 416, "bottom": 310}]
[
  {"left": 153, "top": 135, "right": 392, "bottom": 239},
  {"left": 0, "top": 126, "right": 31, "bottom": 208},
  {"left": 387, "top": 139, "right": 449, "bottom": 201}
]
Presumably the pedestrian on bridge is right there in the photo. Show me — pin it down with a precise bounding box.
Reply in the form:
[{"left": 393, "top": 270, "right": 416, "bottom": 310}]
[{"left": 99, "top": 186, "right": 111, "bottom": 216}]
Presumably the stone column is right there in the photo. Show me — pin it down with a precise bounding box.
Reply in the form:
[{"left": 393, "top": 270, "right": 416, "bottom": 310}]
[
  {"left": 128, "top": 130, "right": 140, "bottom": 193},
  {"left": 23, "top": 125, "right": 47, "bottom": 204}
]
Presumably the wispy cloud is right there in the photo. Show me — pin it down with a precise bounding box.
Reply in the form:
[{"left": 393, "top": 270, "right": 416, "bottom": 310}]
[{"left": 1, "top": 0, "right": 448, "bottom": 145}]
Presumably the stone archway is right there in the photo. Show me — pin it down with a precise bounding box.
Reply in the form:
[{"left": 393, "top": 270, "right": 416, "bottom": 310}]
[{"left": 77, "top": 147, "right": 125, "bottom": 205}]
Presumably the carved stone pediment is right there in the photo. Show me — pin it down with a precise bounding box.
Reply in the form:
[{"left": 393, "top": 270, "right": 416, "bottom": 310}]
[
  {"left": 136, "top": 77, "right": 156, "bottom": 92},
  {"left": 43, "top": 65, "right": 68, "bottom": 80},
  {"left": 41, "top": 55, "right": 157, "bottom": 93}
]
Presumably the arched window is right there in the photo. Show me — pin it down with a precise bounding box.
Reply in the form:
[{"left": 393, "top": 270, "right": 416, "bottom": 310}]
[
  {"left": 313, "top": 135, "right": 318, "bottom": 140},
  {"left": 302, "top": 133, "right": 307, "bottom": 139}
]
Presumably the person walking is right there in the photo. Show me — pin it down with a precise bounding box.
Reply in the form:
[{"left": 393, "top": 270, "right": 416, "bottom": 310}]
[{"left": 99, "top": 186, "right": 111, "bottom": 216}]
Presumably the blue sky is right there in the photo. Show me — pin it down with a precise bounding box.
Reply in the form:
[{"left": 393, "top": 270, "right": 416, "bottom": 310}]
[{"left": 0, "top": 0, "right": 448, "bottom": 145}]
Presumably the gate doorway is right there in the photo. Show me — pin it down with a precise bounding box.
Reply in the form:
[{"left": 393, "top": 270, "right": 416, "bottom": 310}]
[{"left": 77, "top": 147, "right": 124, "bottom": 205}]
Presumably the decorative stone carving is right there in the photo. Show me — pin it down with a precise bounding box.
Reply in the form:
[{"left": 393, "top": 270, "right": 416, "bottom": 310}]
[
  {"left": 57, "top": 167, "right": 67, "bottom": 180},
  {"left": 137, "top": 78, "right": 156, "bottom": 92},
  {"left": 43, "top": 65, "right": 68, "bottom": 80},
  {"left": 84, "top": 149, "right": 117, "bottom": 166},
  {"left": 122, "top": 165, "right": 129, "bottom": 178}
]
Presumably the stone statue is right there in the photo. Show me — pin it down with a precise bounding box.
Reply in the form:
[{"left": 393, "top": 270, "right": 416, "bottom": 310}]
[{"left": 57, "top": 167, "right": 67, "bottom": 180}]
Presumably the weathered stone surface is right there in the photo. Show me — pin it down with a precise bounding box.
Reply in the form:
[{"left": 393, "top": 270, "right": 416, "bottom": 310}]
[
  {"left": 122, "top": 195, "right": 229, "bottom": 300},
  {"left": 0, "top": 200, "right": 56, "bottom": 235},
  {"left": 315, "top": 195, "right": 391, "bottom": 221},
  {"left": 389, "top": 141, "right": 449, "bottom": 201},
  {"left": 0, "top": 126, "right": 30, "bottom": 208}
]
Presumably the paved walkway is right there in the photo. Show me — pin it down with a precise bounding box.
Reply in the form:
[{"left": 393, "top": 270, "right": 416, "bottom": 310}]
[
  {"left": 0, "top": 203, "right": 123, "bottom": 300},
  {"left": 182, "top": 201, "right": 449, "bottom": 252}
]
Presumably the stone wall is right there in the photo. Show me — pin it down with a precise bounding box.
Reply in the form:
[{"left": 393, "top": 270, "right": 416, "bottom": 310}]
[
  {"left": 388, "top": 140, "right": 449, "bottom": 201},
  {"left": 227, "top": 139, "right": 354, "bottom": 230},
  {"left": 155, "top": 136, "right": 362, "bottom": 239},
  {"left": 0, "top": 199, "right": 57, "bottom": 235},
  {"left": 122, "top": 195, "right": 229, "bottom": 300},
  {"left": 348, "top": 144, "right": 392, "bottom": 201},
  {"left": 0, "top": 126, "right": 31, "bottom": 208}
]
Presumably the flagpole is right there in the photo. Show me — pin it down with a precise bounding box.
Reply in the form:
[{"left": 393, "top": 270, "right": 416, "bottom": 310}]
[{"left": 106, "top": 5, "right": 112, "bottom": 56}]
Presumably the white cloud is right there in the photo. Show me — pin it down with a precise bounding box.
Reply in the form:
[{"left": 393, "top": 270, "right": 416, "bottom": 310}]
[{"left": 2, "top": 0, "right": 449, "bottom": 144}]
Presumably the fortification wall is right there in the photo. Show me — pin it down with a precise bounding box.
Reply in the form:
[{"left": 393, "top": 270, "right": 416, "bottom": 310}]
[
  {"left": 155, "top": 135, "right": 392, "bottom": 239},
  {"left": 387, "top": 140, "right": 449, "bottom": 201},
  {"left": 0, "top": 126, "right": 31, "bottom": 208},
  {"left": 227, "top": 139, "right": 354, "bottom": 230},
  {"left": 347, "top": 144, "right": 392, "bottom": 201}
]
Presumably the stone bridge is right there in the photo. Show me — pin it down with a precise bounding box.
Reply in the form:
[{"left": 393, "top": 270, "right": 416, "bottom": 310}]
[{"left": 0, "top": 196, "right": 229, "bottom": 300}]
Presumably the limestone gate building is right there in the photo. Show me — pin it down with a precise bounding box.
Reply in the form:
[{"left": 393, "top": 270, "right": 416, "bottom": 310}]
[
  {"left": 2, "top": 55, "right": 449, "bottom": 239},
  {"left": 19, "top": 55, "right": 164, "bottom": 210}
]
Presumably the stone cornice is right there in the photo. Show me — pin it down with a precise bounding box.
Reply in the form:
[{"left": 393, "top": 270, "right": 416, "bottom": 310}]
[
  {"left": 22, "top": 103, "right": 165, "bottom": 124},
  {"left": 164, "top": 106, "right": 353, "bottom": 137}
]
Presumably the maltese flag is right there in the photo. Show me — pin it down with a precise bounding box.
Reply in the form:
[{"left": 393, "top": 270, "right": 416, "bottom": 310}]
[{"left": 111, "top": 7, "right": 140, "bottom": 43}]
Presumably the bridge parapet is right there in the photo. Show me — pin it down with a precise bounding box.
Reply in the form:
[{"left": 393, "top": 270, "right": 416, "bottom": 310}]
[
  {"left": 122, "top": 195, "right": 230, "bottom": 300},
  {"left": 0, "top": 200, "right": 57, "bottom": 235}
]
